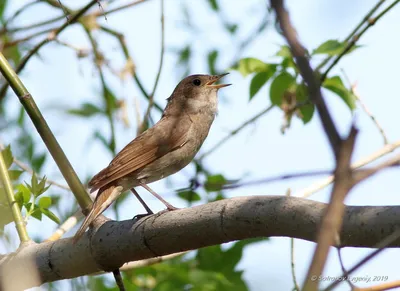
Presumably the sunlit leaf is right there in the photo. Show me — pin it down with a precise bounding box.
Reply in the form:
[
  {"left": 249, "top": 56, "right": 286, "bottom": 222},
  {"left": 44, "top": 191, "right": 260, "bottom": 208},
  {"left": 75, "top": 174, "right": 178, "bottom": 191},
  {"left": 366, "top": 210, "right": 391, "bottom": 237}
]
[
  {"left": 41, "top": 208, "right": 60, "bottom": 224},
  {"left": 231, "top": 58, "right": 270, "bottom": 77},
  {"left": 323, "top": 76, "right": 356, "bottom": 110},
  {"left": 38, "top": 196, "right": 51, "bottom": 209},
  {"left": 313, "top": 39, "right": 360, "bottom": 56}
]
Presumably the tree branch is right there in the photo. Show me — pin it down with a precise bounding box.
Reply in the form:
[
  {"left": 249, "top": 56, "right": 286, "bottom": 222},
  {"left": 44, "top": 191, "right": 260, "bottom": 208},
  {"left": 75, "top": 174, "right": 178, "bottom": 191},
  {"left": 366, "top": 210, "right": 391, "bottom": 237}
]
[{"left": 2, "top": 196, "right": 400, "bottom": 289}]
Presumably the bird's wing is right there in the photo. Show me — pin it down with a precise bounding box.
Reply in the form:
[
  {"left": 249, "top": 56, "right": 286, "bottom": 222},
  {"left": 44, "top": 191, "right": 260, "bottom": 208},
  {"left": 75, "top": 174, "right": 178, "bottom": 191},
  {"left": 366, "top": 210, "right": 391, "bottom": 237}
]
[{"left": 88, "top": 116, "right": 191, "bottom": 192}]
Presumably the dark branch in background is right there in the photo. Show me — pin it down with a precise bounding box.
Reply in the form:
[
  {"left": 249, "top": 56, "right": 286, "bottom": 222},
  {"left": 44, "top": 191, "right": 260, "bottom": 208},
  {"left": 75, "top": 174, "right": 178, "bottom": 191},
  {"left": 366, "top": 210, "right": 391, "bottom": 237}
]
[
  {"left": 0, "top": 0, "right": 150, "bottom": 101},
  {"left": 139, "top": 0, "right": 165, "bottom": 134},
  {"left": 99, "top": 26, "right": 164, "bottom": 113},
  {"left": 303, "top": 128, "right": 357, "bottom": 290},
  {"left": 0, "top": 0, "right": 100, "bottom": 100},
  {"left": 270, "top": 0, "right": 342, "bottom": 159},
  {"left": 324, "top": 228, "right": 400, "bottom": 291},
  {"left": 3, "top": 196, "right": 400, "bottom": 290},
  {"left": 84, "top": 28, "right": 117, "bottom": 154}
]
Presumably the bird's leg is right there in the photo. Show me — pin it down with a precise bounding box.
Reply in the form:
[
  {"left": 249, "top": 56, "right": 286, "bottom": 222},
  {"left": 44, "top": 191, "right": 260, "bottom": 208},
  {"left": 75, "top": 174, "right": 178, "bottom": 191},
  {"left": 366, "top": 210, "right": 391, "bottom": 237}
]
[
  {"left": 130, "top": 188, "right": 154, "bottom": 215},
  {"left": 140, "top": 183, "right": 179, "bottom": 211}
]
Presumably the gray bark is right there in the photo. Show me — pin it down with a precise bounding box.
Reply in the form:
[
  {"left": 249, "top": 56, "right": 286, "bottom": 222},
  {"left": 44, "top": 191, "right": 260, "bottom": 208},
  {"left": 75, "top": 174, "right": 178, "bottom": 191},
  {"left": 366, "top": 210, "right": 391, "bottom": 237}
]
[{"left": 1, "top": 195, "right": 399, "bottom": 289}]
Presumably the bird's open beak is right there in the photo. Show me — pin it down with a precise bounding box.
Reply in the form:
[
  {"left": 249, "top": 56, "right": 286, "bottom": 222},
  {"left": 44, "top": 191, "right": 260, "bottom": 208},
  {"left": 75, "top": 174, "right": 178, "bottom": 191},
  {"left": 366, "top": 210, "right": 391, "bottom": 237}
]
[{"left": 206, "top": 73, "right": 231, "bottom": 89}]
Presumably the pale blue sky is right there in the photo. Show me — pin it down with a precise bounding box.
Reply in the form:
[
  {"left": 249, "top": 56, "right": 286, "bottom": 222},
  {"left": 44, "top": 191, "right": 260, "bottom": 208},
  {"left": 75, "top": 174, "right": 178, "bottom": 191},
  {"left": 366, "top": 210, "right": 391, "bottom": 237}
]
[{"left": 2, "top": 0, "right": 400, "bottom": 290}]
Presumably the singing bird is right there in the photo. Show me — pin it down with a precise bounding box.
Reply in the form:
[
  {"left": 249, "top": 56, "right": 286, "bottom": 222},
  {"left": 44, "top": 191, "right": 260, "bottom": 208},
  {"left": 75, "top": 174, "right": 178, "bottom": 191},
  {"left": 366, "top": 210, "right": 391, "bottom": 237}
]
[{"left": 73, "top": 73, "right": 230, "bottom": 243}]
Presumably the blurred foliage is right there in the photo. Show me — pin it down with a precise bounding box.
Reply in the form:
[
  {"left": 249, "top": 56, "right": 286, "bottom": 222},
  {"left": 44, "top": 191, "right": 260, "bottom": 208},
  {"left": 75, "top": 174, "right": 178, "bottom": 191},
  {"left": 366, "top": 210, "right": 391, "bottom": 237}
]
[{"left": 0, "top": 0, "right": 365, "bottom": 290}]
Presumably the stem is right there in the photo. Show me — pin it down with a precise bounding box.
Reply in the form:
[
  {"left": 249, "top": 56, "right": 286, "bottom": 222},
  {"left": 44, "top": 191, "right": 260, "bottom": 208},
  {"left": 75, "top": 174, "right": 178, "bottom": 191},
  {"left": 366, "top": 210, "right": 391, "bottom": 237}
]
[
  {"left": 0, "top": 52, "right": 92, "bottom": 211},
  {"left": 319, "top": 0, "right": 400, "bottom": 82},
  {"left": 315, "top": 0, "right": 386, "bottom": 72},
  {"left": 0, "top": 150, "right": 30, "bottom": 243},
  {"left": 139, "top": 0, "right": 165, "bottom": 133}
]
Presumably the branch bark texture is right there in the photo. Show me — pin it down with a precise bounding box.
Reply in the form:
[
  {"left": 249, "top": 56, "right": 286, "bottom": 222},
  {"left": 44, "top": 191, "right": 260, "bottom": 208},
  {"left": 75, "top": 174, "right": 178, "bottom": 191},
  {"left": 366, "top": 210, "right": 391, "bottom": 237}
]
[{"left": 1, "top": 196, "right": 399, "bottom": 289}]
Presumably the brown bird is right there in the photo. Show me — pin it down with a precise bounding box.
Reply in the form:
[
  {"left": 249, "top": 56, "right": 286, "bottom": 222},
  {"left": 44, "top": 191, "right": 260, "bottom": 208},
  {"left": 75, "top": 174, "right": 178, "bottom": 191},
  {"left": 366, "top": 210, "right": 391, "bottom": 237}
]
[{"left": 73, "top": 73, "right": 230, "bottom": 243}]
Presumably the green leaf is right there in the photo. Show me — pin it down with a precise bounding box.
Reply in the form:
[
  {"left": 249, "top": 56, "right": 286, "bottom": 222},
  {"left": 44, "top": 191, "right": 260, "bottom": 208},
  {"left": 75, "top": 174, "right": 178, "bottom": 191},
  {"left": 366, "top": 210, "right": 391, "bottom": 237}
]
[
  {"left": 323, "top": 76, "right": 356, "bottom": 110},
  {"left": 232, "top": 58, "right": 270, "bottom": 77},
  {"left": 67, "top": 102, "right": 103, "bottom": 117},
  {"left": 104, "top": 86, "right": 118, "bottom": 112},
  {"left": 296, "top": 84, "right": 315, "bottom": 123},
  {"left": 205, "top": 174, "right": 227, "bottom": 192},
  {"left": 269, "top": 72, "right": 296, "bottom": 105},
  {"left": 178, "top": 46, "right": 191, "bottom": 64},
  {"left": 14, "top": 191, "right": 24, "bottom": 209},
  {"left": 207, "top": 0, "right": 219, "bottom": 11},
  {"left": 31, "top": 205, "right": 42, "bottom": 221},
  {"left": 178, "top": 190, "right": 201, "bottom": 202},
  {"left": 313, "top": 40, "right": 360, "bottom": 56},
  {"left": 32, "top": 153, "right": 46, "bottom": 172},
  {"left": 41, "top": 208, "right": 60, "bottom": 224},
  {"left": 249, "top": 68, "right": 276, "bottom": 100},
  {"left": 38, "top": 196, "right": 51, "bottom": 209},
  {"left": 276, "top": 45, "right": 292, "bottom": 58},
  {"left": 225, "top": 23, "right": 238, "bottom": 34},
  {"left": 26, "top": 173, "right": 51, "bottom": 197},
  {"left": 207, "top": 50, "right": 218, "bottom": 76},
  {"left": 8, "top": 170, "right": 23, "bottom": 181},
  {"left": 16, "top": 184, "right": 31, "bottom": 204},
  {"left": 1, "top": 145, "right": 13, "bottom": 169},
  {"left": 0, "top": 0, "right": 7, "bottom": 20}
]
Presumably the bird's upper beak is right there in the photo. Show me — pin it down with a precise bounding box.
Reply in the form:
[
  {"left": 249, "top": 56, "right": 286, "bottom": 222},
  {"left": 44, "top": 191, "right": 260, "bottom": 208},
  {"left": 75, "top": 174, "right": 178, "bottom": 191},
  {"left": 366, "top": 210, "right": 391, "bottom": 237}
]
[{"left": 206, "top": 73, "right": 231, "bottom": 89}]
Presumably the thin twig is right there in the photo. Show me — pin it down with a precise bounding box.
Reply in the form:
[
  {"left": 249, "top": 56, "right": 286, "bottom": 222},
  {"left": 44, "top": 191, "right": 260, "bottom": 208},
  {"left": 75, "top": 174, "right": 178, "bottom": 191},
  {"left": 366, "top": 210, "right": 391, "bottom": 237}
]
[
  {"left": 138, "top": 0, "right": 165, "bottom": 134},
  {"left": 324, "top": 228, "right": 400, "bottom": 291},
  {"left": 99, "top": 26, "right": 164, "bottom": 113},
  {"left": 45, "top": 210, "right": 83, "bottom": 242},
  {"left": 0, "top": 147, "right": 30, "bottom": 243},
  {"left": 320, "top": 0, "right": 400, "bottom": 82},
  {"left": 286, "top": 190, "right": 300, "bottom": 291},
  {"left": 0, "top": 0, "right": 100, "bottom": 100},
  {"left": 294, "top": 140, "right": 400, "bottom": 198},
  {"left": 271, "top": 0, "right": 342, "bottom": 158},
  {"left": 355, "top": 280, "right": 400, "bottom": 291},
  {"left": 199, "top": 105, "right": 274, "bottom": 160},
  {"left": 84, "top": 28, "right": 117, "bottom": 154},
  {"left": 336, "top": 247, "right": 356, "bottom": 290},
  {"left": 91, "top": 252, "right": 187, "bottom": 275},
  {"left": 302, "top": 128, "right": 357, "bottom": 291},
  {"left": 315, "top": 0, "right": 387, "bottom": 72}
]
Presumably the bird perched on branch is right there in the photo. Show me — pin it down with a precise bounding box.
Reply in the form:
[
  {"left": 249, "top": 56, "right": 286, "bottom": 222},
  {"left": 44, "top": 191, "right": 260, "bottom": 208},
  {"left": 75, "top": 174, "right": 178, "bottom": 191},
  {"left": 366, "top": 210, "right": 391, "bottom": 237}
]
[{"left": 73, "top": 73, "right": 230, "bottom": 243}]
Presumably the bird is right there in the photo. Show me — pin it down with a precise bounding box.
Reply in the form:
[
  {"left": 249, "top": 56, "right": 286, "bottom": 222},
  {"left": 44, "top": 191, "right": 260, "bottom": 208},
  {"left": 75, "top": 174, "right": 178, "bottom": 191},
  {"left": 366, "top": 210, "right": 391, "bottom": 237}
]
[{"left": 73, "top": 73, "right": 230, "bottom": 243}]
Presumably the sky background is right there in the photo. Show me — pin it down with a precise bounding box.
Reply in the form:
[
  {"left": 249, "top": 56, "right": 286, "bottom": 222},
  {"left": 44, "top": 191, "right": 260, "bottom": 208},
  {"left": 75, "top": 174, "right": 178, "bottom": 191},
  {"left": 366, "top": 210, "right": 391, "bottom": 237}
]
[{"left": 2, "top": 0, "right": 400, "bottom": 290}]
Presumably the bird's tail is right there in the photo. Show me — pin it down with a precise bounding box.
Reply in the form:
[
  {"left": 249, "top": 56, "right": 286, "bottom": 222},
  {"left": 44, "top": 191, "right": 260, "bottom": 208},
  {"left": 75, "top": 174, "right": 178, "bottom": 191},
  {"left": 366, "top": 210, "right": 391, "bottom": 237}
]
[{"left": 72, "top": 185, "right": 122, "bottom": 244}]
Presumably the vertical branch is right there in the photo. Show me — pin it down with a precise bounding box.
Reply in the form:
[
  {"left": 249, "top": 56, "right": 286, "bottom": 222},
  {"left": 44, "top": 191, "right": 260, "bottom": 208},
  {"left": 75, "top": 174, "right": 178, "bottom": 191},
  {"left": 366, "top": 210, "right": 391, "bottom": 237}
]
[
  {"left": 84, "top": 28, "right": 117, "bottom": 154},
  {"left": 139, "top": 0, "right": 165, "bottom": 134},
  {"left": 0, "top": 151, "right": 30, "bottom": 243},
  {"left": 270, "top": 0, "right": 342, "bottom": 159},
  {"left": 0, "top": 53, "right": 92, "bottom": 211}
]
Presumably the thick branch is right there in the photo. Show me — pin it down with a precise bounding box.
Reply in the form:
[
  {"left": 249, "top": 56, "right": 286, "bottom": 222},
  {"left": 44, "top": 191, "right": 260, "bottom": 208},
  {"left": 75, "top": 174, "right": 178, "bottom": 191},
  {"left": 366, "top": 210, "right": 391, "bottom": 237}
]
[{"left": 1, "top": 196, "right": 400, "bottom": 289}]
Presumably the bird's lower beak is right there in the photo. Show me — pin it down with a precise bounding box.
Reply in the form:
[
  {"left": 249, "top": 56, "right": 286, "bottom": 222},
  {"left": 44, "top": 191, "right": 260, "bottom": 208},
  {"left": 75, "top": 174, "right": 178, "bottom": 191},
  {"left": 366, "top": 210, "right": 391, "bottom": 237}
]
[{"left": 206, "top": 73, "right": 231, "bottom": 89}]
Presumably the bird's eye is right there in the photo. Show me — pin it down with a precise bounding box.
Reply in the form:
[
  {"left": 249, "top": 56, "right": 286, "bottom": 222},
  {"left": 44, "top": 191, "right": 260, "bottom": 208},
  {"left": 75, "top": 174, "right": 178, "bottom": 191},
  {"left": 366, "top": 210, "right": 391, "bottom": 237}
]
[{"left": 193, "top": 79, "right": 201, "bottom": 86}]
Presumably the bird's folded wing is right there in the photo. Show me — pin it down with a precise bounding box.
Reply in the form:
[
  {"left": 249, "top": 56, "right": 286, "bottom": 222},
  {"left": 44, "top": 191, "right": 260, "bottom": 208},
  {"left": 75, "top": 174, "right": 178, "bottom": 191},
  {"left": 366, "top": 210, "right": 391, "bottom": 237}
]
[{"left": 88, "top": 116, "right": 191, "bottom": 192}]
